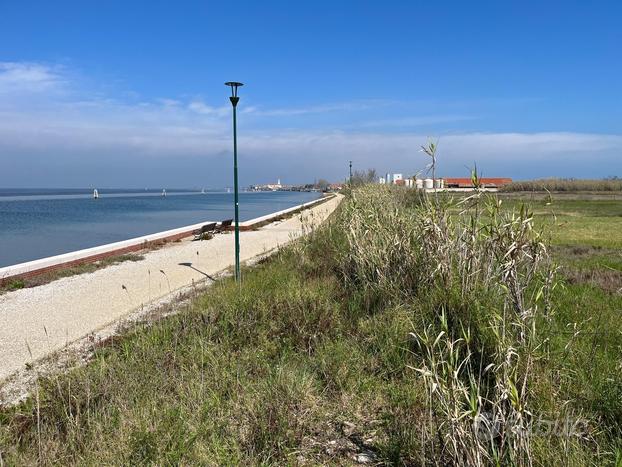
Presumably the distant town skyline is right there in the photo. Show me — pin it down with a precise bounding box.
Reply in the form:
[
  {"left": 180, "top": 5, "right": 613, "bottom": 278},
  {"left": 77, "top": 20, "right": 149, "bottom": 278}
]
[{"left": 0, "top": 0, "right": 620, "bottom": 188}]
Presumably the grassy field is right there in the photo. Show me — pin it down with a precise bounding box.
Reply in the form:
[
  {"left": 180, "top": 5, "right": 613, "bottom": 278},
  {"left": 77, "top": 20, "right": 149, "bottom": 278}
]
[
  {"left": 509, "top": 198, "right": 622, "bottom": 249},
  {"left": 524, "top": 196, "right": 622, "bottom": 438},
  {"left": 0, "top": 187, "right": 620, "bottom": 465}
]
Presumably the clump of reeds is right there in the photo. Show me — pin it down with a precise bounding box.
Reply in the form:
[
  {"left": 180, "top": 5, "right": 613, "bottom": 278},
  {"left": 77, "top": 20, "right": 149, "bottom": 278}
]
[
  {"left": 501, "top": 178, "right": 622, "bottom": 192},
  {"left": 337, "top": 182, "right": 594, "bottom": 464}
]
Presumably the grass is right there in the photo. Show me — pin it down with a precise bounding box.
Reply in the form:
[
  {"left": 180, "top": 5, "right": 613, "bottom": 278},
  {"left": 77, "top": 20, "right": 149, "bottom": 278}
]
[
  {"left": 0, "top": 187, "right": 620, "bottom": 465},
  {"left": 0, "top": 254, "right": 145, "bottom": 295},
  {"left": 530, "top": 199, "right": 622, "bottom": 249}
]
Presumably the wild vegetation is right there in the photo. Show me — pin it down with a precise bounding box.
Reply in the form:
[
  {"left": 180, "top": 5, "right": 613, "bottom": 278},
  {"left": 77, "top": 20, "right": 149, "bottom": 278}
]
[
  {"left": 501, "top": 178, "right": 622, "bottom": 192},
  {"left": 0, "top": 185, "right": 620, "bottom": 465}
]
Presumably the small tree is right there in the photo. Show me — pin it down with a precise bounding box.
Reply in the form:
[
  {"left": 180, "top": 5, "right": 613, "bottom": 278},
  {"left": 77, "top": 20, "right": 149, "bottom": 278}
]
[
  {"left": 316, "top": 179, "right": 330, "bottom": 191},
  {"left": 351, "top": 168, "right": 378, "bottom": 186}
]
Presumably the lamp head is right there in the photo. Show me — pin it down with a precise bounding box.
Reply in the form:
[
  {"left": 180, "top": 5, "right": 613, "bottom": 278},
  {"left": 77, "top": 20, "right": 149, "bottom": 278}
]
[{"left": 225, "top": 82, "right": 243, "bottom": 107}]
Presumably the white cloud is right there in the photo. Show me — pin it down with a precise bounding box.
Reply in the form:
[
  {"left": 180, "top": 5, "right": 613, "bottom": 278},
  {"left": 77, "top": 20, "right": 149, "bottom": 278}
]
[
  {"left": 0, "top": 62, "right": 65, "bottom": 94},
  {"left": 350, "top": 115, "right": 477, "bottom": 128},
  {"left": 0, "top": 61, "right": 620, "bottom": 184},
  {"left": 230, "top": 130, "right": 622, "bottom": 180},
  {"left": 187, "top": 100, "right": 229, "bottom": 117},
  {"left": 242, "top": 100, "right": 393, "bottom": 117}
]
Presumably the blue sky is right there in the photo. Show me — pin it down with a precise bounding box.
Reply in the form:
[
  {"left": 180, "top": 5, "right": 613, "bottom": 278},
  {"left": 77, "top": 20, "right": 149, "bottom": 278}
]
[{"left": 0, "top": 0, "right": 620, "bottom": 187}]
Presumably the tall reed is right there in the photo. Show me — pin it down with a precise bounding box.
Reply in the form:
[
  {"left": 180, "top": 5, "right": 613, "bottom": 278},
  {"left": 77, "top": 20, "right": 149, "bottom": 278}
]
[
  {"left": 337, "top": 184, "right": 593, "bottom": 465},
  {"left": 501, "top": 178, "right": 622, "bottom": 192}
]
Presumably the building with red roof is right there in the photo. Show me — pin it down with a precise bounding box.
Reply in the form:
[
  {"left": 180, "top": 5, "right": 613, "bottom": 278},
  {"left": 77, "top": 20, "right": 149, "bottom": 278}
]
[{"left": 443, "top": 177, "right": 512, "bottom": 188}]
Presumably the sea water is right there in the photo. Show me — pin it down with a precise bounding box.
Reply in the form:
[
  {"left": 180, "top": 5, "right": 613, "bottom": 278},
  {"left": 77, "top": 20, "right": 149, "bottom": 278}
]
[{"left": 0, "top": 189, "right": 321, "bottom": 267}]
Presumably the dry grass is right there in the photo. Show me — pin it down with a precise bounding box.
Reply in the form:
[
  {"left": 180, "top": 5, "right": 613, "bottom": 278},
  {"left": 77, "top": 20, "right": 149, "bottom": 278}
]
[{"left": 501, "top": 178, "right": 622, "bottom": 193}]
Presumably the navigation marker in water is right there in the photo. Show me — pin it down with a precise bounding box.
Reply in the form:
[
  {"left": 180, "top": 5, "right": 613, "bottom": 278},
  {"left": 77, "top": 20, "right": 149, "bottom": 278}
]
[{"left": 93, "top": 189, "right": 99, "bottom": 199}]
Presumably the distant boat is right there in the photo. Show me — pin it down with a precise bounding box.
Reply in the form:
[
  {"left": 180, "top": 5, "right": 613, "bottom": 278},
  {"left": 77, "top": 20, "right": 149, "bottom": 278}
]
[
  {"left": 93, "top": 189, "right": 99, "bottom": 199},
  {"left": 162, "top": 189, "right": 167, "bottom": 197}
]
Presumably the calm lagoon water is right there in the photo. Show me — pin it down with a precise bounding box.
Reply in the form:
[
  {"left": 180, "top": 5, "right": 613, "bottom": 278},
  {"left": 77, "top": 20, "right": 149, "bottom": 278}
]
[{"left": 0, "top": 189, "right": 321, "bottom": 267}]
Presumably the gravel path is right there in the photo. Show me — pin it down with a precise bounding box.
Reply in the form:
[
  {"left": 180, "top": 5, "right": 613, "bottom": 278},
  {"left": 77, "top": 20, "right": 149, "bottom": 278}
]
[{"left": 0, "top": 195, "right": 342, "bottom": 381}]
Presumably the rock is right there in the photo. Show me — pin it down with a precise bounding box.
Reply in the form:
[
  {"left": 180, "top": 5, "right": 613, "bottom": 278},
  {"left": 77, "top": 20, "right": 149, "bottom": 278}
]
[
  {"left": 341, "top": 420, "right": 356, "bottom": 437},
  {"left": 355, "top": 450, "right": 376, "bottom": 464}
]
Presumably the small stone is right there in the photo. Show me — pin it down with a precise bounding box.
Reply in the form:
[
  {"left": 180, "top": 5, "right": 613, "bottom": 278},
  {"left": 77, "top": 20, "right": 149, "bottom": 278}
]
[
  {"left": 342, "top": 421, "right": 356, "bottom": 436},
  {"left": 355, "top": 451, "right": 376, "bottom": 464}
]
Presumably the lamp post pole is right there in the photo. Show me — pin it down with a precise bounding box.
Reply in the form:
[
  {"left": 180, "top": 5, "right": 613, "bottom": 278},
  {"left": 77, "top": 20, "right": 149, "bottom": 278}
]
[
  {"left": 349, "top": 160, "right": 352, "bottom": 186},
  {"left": 226, "top": 82, "right": 243, "bottom": 283}
]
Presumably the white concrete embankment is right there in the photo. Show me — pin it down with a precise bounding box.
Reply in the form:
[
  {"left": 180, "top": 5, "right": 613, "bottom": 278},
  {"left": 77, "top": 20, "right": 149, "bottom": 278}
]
[{"left": 0, "top": 194, "right": 331, "bottom": 282}]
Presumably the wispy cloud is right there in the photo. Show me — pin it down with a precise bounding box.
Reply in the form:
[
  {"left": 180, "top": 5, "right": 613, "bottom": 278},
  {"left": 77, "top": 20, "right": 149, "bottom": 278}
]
[
  {"left": 0, "top": 61, "right": 620, "bottom": 186},
  {"left": 0, "top": 62, "right": 66, "bottom": 94},
  {"left": 349, "top": 115, "right": 478, "bottom": 129},
  {"left": 187, "top": 100, "right": 229, "bottom": 117},
  {"left": 241, "top": 100, "right": 392, "bottom": 117}
]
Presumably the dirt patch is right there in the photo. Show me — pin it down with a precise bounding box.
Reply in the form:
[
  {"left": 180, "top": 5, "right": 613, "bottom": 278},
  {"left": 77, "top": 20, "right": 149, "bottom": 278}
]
[
  {"left": 553, "top": 245, "right": 622, "bottom": 293},
  {"left": 562, "top": 267, "right": 622, "bottom": 294},
  {"left": 553, "top": 245, "right": 607, "bottom": 258}
]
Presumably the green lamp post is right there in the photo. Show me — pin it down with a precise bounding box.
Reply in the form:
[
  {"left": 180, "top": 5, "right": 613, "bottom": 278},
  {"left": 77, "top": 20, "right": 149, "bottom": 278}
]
[{"left": 225, "top": 81, "right": 243, "bottom": 283}]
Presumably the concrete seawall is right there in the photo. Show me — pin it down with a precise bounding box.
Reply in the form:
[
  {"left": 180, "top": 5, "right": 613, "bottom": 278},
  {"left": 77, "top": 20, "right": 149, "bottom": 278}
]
[{"left": 0, "top": 194, "right": 333, "bottom": 285}]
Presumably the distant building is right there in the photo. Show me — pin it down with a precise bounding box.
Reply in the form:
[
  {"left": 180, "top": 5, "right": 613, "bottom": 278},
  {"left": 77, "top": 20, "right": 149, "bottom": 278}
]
[
  {"left": 393, "top": 174, "right": 403, "bottom": 183},
  {"left": 379, "top": 177, "right": 386, "bottom": 184},
  {"left": 251, "top": 179, "right": 284, "bottom": 191},
  {"left": 443, "top": 177, "right": 512, "bottom": 188}
]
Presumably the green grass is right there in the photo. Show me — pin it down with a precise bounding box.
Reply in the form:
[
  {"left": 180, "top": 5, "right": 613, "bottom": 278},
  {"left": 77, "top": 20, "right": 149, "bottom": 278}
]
[
  {"left": 505, "top": 195, "right": 622, "bottom": 456},
  {"left": 0, "top": 245, "right": 415, "bottom": 464},
  {"left": 0, "top": 188, "right": 620, "bottom": 465},
  {"left": 498, "top": 198, "right": 622, "bottom": 249}
]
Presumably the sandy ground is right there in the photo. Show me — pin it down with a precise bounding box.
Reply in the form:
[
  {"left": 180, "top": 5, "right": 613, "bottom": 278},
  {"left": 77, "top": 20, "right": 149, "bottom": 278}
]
[{"left": 0, "top": 194, "right": 342, "bottom": 382}]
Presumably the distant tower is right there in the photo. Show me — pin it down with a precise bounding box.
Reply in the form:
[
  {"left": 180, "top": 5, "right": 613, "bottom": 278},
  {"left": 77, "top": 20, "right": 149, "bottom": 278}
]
[
  {"left": 93, "top": 188, "right": 99, "bottom": 199},
  {"left": 162, "top": 189, "right": 167, "bottom": 197},
  {"left": 277, "top": 178, "right": 281, "bottom": 186}
]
